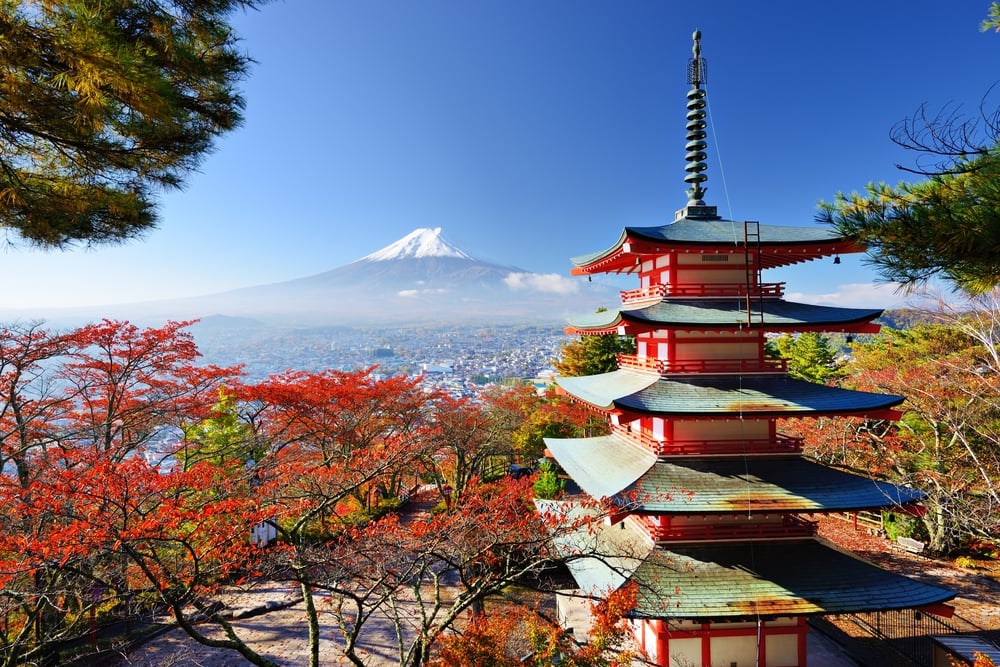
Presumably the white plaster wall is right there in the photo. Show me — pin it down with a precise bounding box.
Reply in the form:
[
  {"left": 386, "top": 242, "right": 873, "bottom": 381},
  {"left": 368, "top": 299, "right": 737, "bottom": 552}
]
[
  {"left": 673, "top": 419, "right": 769, "bottom": 440},
  {"left": 765, "top": 633, "right": 799, "bottom": 666},
  {"left": 668, "top": 637, "right": 701, "bottom": 667},
  {"left": 711, "top": 635, "right": 757, "bottom": 667}
]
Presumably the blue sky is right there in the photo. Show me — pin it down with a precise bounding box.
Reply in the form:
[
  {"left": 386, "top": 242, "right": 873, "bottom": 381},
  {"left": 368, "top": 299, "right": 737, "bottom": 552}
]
[{"left": 1, "top": 1, "right": 997, "bottom": 312}]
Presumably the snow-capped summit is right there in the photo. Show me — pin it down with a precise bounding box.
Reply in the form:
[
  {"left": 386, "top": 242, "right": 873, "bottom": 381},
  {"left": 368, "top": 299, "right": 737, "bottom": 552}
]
[
  {"left": 361, "top": 227, "right": 473, "bottom": 262},
  {"left": 42, "top": 225, "right": 617, "bottom": 327}
]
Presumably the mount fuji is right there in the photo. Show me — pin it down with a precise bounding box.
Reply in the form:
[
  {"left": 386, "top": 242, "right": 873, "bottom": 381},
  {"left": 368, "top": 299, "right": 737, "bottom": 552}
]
[
  {"left": 360, "top": 227, "right": 474, "bottom": 261},
  {"left": 49, "top": 228, "right": 618, "bottom": 326}
]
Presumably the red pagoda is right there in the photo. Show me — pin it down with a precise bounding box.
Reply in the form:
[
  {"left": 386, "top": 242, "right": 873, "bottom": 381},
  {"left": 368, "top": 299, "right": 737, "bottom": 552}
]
[{"left": 541, "top": 30, "right": 954, "bottom": 667}]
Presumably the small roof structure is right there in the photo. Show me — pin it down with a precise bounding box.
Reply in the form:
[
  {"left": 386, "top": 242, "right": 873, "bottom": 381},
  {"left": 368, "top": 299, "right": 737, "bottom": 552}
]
[
  {"left": 545, "top": 433, "right": 923, "bottom": 513},
  {"left": 931, "top": 635, "right": 1000, "bottom": 665},
  {"left": 565, "top": 299, "right": 883, "bottom": 334},
  {"left": 555, "top": 370, "right": 905, "bottom": 418},
  {"left": 538, "top": 500, "right": 955, "bottom": 621}
]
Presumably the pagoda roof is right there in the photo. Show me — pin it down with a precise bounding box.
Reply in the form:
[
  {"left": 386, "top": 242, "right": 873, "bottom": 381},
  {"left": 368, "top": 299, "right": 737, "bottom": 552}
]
[
  {"left": 538, "top": 500, "right": 954, "bottom": 620},
  {"left": 634, "top": 538, "right": 953, "bottom": 619},
  {"left": 571, "top": 221, "right": 860, "bottom": 274},
  {"left": 544, "top": 433, "right": 922, "bottom": 513},
  {"left": 566, "top": 298, "right": 882, "bottom": 334},
  {"left": 555, "top": 369, "right": 905, "bottom": 418}
]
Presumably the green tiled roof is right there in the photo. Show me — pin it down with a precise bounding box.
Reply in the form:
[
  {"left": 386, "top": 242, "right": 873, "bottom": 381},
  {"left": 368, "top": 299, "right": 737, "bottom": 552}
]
[
  {"left": 544, "top": 433, "right": 657, "bottom": 501},
  {"left": 571, "top": 220, "right": 844, "bottom": 267},
  {"left": 633, "top": 457, "right": 922, "bottom": 512},
  {"left": 554, "top": 370, "right": 658, "bottom": 409},
  {"left": 538, "top": 501, "right": 954, "bottom": 620},
  {"left": 632, "top": 538, "right": 954, "bottom": 619},
  {"left": 566, "top": 299, "right": 882, "bottom": 331},
  {"left": 630, "top": 220, "right": 843, "bottom": 244},
  {"left": 555, "top": 370, "right": 904, "bottom": 416},
  {"left": 544, "top": 433, "right": 922, "bottom": 512},
  {"left": 536, "top": 499, "right": 647, "bottom": 594}
]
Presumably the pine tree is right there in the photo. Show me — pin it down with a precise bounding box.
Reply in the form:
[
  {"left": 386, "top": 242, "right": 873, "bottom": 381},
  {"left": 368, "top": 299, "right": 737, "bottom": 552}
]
[
  {"left": 0, "top": 0, "right": 265, "bottom": 247},
  {"left": 767, "top": 332, "right": 842, "bottom": 384},
  {"left": 554, "top": 333, "right": 635, "bottom": 377},
  {"left": 819, "top": 5, "right": 1000, "bottom": 293}
]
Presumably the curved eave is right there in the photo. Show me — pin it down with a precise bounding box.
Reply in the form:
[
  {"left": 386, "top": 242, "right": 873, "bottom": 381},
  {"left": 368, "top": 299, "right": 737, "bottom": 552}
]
[
  {"left": 565, "top": 299, "right": 883, "bottom": 335},
  {"left": 544, "top": 433, "right": 922, "bottom": 513},
  {"left": 570, "top": 223, "right": 863, "bottom": 275},
  {"left": 630, "top": 538, "right": 954, "bottom": 620},
  {"left": 554, "top": 370, "right": 659, "bottom": 411},
  {"left": 544, "top": 433, "right": 657, "bottom": 500},
  {"left": 629, "top": 457, "right": 922, "bottom": 513},
  {"left": 555, "top": 370, "right": 904, "bottom": 418},
  {"left": 541, "top": 500, "right": 954, "bottom": 621}
]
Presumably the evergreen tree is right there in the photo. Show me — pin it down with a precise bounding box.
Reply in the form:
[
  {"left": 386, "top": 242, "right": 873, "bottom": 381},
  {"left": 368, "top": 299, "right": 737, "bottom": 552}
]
[
  {"left": 767, "top": 332, "right": 842, "bottom": 384},
  {"left": 0, "top": 0, "right": 265, "bottom": 247},
  {"left": 819, "top": 6, "right": 1000, "bottom": 293},
  {"left": 554, "top": 333, "right": 635, "bottom": 377}
]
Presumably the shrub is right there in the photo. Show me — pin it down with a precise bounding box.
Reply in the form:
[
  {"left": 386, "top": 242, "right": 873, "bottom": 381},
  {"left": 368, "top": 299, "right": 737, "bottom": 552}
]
[{"left": 533, "top": 461, "right": 564, "bottom": 499}]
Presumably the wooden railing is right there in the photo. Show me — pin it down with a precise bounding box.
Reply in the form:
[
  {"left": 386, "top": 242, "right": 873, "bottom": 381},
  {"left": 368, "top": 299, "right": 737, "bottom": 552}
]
[
  {"left": 633, "top": 514, "right": 818, "bottom": 543},
  {"left": 611, "top": 424, "right": 803, "bottom": 456},
  {"left": 617, "top": 354, "right": 787, "bottom": 375},
  {"left": 620, "top": 282, "right": 785, "bottom": 304}
]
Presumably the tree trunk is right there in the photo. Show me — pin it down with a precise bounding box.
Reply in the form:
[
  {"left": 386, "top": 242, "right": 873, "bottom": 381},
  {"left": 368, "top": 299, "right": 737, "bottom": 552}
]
[{"left": 297, "top": 571, "right": 321, "bottom": 667}]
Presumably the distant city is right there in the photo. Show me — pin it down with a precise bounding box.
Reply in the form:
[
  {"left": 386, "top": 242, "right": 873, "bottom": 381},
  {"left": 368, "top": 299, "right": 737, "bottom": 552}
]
[{"left": 192, "top": 322, "right": 567, "bottom": 399}]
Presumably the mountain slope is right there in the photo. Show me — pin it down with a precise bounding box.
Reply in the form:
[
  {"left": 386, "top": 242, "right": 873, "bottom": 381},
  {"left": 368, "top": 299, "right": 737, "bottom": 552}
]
[
  {"left": 184, "top": 227, "right": 617, "bottom": 324},
  {"left": 279, "top": 228, "right": 524, "bottom": 292},
  {"left": 2, "top": 228, "right": 619, "bottom": 326}
]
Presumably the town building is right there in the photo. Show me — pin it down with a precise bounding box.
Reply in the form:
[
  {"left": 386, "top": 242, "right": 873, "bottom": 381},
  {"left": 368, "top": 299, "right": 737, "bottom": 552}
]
[{"left": 541, "top": 30, "right": 955, "bottom": 667}]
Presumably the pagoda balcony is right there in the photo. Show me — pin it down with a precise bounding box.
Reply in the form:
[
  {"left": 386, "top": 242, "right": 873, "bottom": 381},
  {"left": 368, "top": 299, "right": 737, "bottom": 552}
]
[
  {"left": 617, "top": 354, "right": 787, "bottom": 376},
  {"left": 620, "top": 281, "right": 785, "bottom": 304},
  {"left": 611, "top": 424, "right": 804, "bottom": 457},
  {"left": 633, "top": 514, "right": 818, "bottom": 543}
]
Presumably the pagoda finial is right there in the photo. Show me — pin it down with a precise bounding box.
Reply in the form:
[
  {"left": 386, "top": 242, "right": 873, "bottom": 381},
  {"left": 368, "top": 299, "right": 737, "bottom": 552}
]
[{"left": 684, "top": 29, "right": 709, "bottom": 206}]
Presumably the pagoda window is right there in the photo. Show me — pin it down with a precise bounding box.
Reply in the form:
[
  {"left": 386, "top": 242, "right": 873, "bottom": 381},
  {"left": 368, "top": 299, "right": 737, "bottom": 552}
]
[
  {"left": 650, "top": 417, "right": 665, "bottom": 441},
  {"left": 674, "top": 267, "right": 750, "bottom": 286},
  {"left": 666, "top": 253, "right": 761, "bottom": 296},
  {"left": 637, "top": 258, "right": 654, "bottom": 286},
  {"left": 672, "top": 331, "right": 761, "bottom": 366},
  {"left": 636, "top": 335, "right": 670, "bottom": 361},
  {"left": 673, "top": 418, "right": 769, "bottom": 440},
  {"left": 654, "top": 255, "right": 671, "bottom": 285}
]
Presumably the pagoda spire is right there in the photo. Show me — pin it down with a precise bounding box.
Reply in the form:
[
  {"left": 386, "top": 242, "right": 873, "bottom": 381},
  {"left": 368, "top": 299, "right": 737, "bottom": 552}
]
[
  {"left": 675, "top": 29, "right": 719, "bottom": 221},
  {"left": 684, "top": 29, "right": 708, "bottom": 205}
]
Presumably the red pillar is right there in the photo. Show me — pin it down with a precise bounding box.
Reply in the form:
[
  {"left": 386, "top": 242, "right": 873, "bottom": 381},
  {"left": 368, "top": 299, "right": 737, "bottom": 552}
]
[
  {"left": 654, "top": 619, "right": 668, "bottom": 666},
  {"left": 798, "top": 616, "right": 809, "bottom": 667}
]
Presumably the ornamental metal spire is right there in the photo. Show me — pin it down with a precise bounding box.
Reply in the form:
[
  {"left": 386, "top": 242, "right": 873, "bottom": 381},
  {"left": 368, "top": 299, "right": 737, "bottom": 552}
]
[{"left": 684, "top": 29, "right": 709, "bottom": 205}]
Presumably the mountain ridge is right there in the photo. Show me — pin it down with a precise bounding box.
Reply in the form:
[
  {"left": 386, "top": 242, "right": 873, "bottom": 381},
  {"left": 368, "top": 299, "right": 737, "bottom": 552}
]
[{"left": 1, "top": 228, "right": 618, "bottom": 327}]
